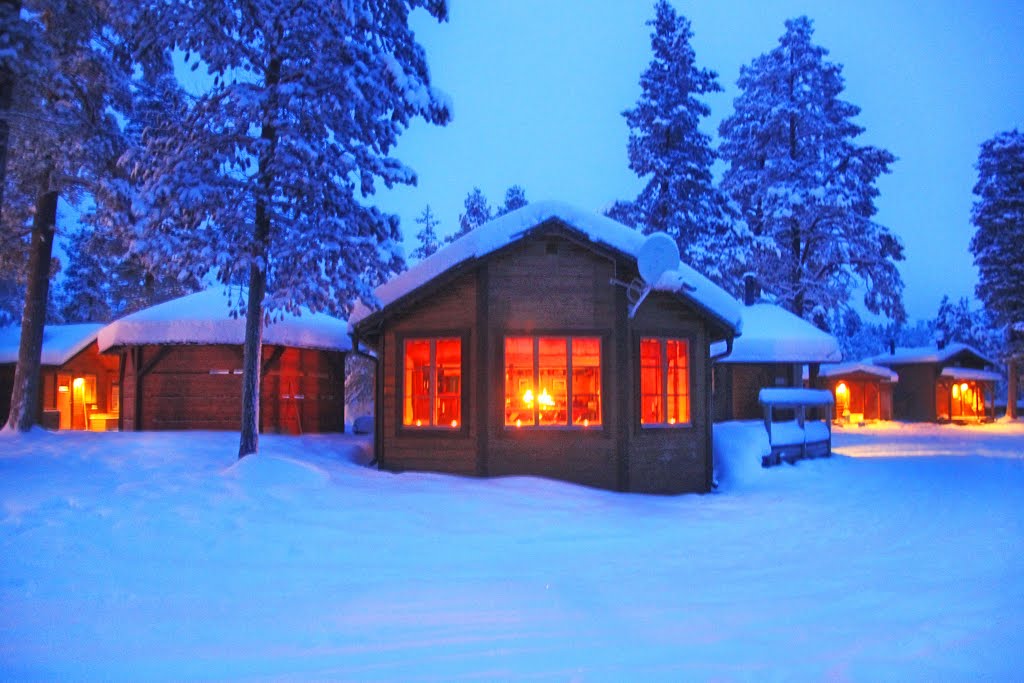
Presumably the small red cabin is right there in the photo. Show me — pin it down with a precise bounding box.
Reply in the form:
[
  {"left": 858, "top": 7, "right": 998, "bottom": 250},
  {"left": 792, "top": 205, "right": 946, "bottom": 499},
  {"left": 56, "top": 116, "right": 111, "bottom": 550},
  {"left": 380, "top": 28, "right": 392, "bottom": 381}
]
[
  {"left": 713, "top": 303, "right": 842, "bottom": 421},
  {"left": 817, "top": 362, "right": 898, "bottom": 423},
  {"left": 1, "top": 324, "right": 120, "bottom": 430},
  {"left": 873, "top": 343, "right": 998, "bottom": 422},
  {"left": 351, "top": 202, "right": 742, "bottom": 494},
  {"left": 98, "top": 289, "right": 350, "bottom": 433}
]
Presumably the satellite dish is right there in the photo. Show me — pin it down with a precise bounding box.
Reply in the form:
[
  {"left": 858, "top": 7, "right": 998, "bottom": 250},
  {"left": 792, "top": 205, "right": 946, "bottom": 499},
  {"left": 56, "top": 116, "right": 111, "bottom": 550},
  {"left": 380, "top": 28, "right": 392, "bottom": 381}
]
[{"left": 637, "top": 232, "right": 680, "bottom": 285}]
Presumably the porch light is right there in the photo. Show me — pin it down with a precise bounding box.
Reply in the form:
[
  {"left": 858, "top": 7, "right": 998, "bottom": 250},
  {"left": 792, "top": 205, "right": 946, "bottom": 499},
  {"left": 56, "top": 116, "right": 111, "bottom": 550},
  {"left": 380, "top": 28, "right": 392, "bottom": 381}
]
[
  {"left": 960, "top": 382, "right": 969, "bottom": 394},
  {"left": 952, "top": 384, "right": 959, "bottom": 399},
  {"left": 73, "top": 377, "right": 84, "bottom": 389},
  {"left": 836, "top": 382, "right": 848, "bottom": 397}
]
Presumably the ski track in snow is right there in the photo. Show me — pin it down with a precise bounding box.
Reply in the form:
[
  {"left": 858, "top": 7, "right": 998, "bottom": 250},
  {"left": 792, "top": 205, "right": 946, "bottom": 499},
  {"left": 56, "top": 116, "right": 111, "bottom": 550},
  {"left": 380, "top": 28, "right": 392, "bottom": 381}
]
[{"left": 0, "top": 422, "right": 1022, "bottom": 680}]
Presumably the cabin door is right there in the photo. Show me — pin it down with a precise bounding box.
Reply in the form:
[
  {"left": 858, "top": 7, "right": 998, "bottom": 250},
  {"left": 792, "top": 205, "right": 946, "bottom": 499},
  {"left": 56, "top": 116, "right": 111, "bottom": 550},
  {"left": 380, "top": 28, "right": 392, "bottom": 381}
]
[{"left": 56, "top": 374, "right": 72, "bottom": 429}]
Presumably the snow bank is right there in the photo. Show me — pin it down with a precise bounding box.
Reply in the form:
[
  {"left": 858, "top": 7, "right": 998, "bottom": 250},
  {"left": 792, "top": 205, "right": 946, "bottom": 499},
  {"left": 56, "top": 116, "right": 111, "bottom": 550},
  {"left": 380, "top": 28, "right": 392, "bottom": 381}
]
[
  {"left": 351, "top": 200, "right": 743, "bottom": 333},
  {"left": 0, "top": 323, "right": 104, "bottom": 365},
  {"left": 2, "top": 426, "right": 1023, "bottom": 678},
  {"left": 714, "top": 303, "right": 841, "bottom": 363},
  {"left": 98, "top": 289, "right": 351, "bottom": 353}
]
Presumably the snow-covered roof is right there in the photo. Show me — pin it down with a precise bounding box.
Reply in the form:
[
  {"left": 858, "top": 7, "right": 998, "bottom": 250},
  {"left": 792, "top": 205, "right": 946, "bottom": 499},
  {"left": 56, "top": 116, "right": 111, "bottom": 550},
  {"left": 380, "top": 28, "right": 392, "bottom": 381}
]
[
  {"left": 758, "top": 387, "right": 835, "bottom": 407},
  {"left": 350, "top": 200, "right": 742, "bottom": 334},
  {"left": 939, "top": 367, "right": 1002, "bottom": 383},
  {"left": 714, "top": 303, "right": 841, "bottom": 363},
  {"left": 819, "top": 362, "right": 899, "bottom": 382},
  {"left": 873, "top": 343, "right": 995, "bottom": 367},
  {"left": 98, "top": 289, "right": 351, "bottom": 354},
  {"left": 0, "top": 323, "right": 104, "bottom": 366}
]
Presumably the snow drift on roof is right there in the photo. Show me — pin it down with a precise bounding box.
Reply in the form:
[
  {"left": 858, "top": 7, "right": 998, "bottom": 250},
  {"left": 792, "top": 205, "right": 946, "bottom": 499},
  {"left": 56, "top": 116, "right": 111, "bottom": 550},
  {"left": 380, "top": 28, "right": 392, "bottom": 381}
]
[
  {"left": 0, "top": 323, "right": 104, "bottom": 366},
  {"left": 97, "top": 289, "right": 351, "bottom": 354},
  {"left": 819, "top": 362, "right": 899, "bottom": 382},
  {"left": 873, "top": 343, "right": 995, "bottom": 367},
  {"left": 350, "top": 200, "right": 742, "bottom": 333},
  {"left": 715, "top": 304, "right": 841, "bottom": 363},
  {"left": 939, "top": 367, "right": 1002, "bottom": 383}
]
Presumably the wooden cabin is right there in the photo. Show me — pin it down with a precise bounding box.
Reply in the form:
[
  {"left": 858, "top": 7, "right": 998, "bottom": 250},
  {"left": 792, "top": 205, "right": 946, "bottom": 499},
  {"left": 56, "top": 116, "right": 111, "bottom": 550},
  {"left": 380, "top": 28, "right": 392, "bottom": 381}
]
[
  {"left": 0, "top": 324, "right": 120, "bottom": 430},
  {"left": 97, "top": 289, "right": 350, "bottom": 433},
  {"left": 713, "top": 303, "right": 842, "bottom": 421},
  {"left": 350, "top": 202, "right": 742, "bottom": 494},
  {"left": 872, "top": 343, "right": 999, "bottom": 422},
  {"left": 817, "top": 362, "right": 898, "bottom": 423}
]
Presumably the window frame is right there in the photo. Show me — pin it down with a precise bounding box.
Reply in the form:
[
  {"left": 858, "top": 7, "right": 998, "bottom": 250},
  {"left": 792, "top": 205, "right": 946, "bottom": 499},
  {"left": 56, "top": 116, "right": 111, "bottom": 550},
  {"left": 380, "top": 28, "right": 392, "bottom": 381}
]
[
  {"left": 396, "top": 331, "right": 469, "bottom": 435},
  {"left": 638, "top": 336, "right": 693, "bottom": 429},
  {"left": 502, "top": 333, "right": 604, "bottom": 431}
]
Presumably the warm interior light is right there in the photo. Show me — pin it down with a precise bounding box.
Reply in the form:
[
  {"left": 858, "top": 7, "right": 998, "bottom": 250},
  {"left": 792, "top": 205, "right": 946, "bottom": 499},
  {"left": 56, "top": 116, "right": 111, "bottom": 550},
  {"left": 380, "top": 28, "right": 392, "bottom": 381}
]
[
  {"left": 836, "top": 382, "right": 848, "bottom": 396},
  {"left": 951, "top": 384, "right": 959, "bottom": 399},
  {"left": 450, "top": 420, "right": 458, "bottom": 428},
  {"left": 960, "top": 382, "right": 969, "bottom": 394},
  {"left": 537, "top": 388, "right": 554, "bottom": 409},
  {"left": 668, "top": 418, "right": 677, "bottom": 425},
  {"left": 583, "top": 419, "right": 589, "bottom": 427},
  {"left": 522, "top": 388, "right": 534, "bottom": 406},
  {"left": 415, "top": 419, "right": 422, "bottom": 427},
  {"left": 58, "top": 386, "right": 69, "bottom": 393},
  {"left": 72, "top": 377, "right": 84, "bottom": 389},
  {"left": 515, "top": 419, "right": 522, "bottom": 428}
]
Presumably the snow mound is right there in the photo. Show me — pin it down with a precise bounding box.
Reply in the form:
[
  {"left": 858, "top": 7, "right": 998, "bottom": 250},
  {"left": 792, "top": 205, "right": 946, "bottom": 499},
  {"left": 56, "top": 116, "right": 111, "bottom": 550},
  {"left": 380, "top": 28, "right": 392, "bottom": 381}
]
[
  {"left": 222, "top": 454, "right": 331, "bottom": 490},
  {"left": 713, "top": 420, "right": 772, "bottom": 490}
]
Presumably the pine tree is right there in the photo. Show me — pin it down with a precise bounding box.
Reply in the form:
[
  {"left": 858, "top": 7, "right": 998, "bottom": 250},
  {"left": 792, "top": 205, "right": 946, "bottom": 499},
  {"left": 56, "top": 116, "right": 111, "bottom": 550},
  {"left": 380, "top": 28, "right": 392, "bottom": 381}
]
[
  {"left": 128, "top": 1, "right": 450, "bottom": 456},
  {"left": 3, "top": 0, "right": 137, "bottom": 431},
  {"left": 411, "top": 204, "right": 441, "bottom": 261},
  {"left": 719, "top": 17, "right": 904, "bottom": 330},
  {"left": 496, "top": 184, "right": 528, "bottom": 216},
  {"left": 621, "top": 1, "right": 738, "bottom": 287},
  {"left": 447, "top": 187, "right": 492, "bottom": 243},
  {"left": 970, "top": 128, "right": 1024, "bottom": 417}
]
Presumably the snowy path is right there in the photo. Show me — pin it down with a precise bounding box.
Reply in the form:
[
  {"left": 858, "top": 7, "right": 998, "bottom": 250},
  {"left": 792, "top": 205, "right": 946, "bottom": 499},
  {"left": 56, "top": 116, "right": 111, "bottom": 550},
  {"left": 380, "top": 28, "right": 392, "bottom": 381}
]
[{"left": 1, "top": 424, "right": 1022, "bottom": 680}]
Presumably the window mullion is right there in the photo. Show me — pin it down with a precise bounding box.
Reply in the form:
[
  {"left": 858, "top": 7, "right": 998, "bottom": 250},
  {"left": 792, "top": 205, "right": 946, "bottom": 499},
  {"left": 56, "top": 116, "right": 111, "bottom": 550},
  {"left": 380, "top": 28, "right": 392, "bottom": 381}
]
[
  {"left": 567, "top": 338, "right": 574, "bottom": 425},
  {"left": 429, "top": 340, "right": 437, "bottom": 426},
  {"left": 662, "top": 338, "right": 669, "bottom": 425}
]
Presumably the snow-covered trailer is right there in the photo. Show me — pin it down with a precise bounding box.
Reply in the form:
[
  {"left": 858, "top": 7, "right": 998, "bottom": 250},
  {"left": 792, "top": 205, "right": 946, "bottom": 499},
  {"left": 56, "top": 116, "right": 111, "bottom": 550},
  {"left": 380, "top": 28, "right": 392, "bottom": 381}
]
[
  {"left": 351, "top": 202, "right": 742, "bottom": 494},
  {"left": 873, "top": 343, "right": 999, "bottom": 422},
  {"left": 712, "top": 303, "right": 842, "bottom": 421},
  {"left": 818, "top": 362, "right": 898, "bottom": 423},
  {"left": 0, "top": 324, "right": 120, "bottom": 430},
  {"left": 98, "top": 290, "right": 350, "bottom": 433}
]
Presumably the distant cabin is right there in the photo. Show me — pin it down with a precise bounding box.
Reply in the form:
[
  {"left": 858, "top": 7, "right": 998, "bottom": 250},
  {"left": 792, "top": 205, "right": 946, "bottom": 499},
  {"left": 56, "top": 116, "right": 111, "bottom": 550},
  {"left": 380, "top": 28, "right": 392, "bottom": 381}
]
[
  {"left": 350, "top": 201, "right": 742, "bottom": 494},
  {"left": 0, "top": 324, "right": 120, "bottom": 431},
  {"left": 98, "top": 289, "right": 350, "bottom": 433},
  {"left": 872, "top": 343, "right": 999, "bottom": 422},
  {"left": 712, "top": 303, "right": 841, "bottom": 421},
  {"left": 817, "top": 362, "right": 898, "bottom": 423}
]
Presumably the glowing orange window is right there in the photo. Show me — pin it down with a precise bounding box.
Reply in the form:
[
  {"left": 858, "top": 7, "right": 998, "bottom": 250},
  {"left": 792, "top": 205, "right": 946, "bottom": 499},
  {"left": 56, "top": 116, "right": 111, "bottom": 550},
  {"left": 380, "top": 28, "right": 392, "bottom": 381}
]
[
  {"left": 403, "top": 337, "right": 462, "bottom": 428},
  {"left": 504, "top": 336, "right": 601, "bottom": 428},
  {"left": 640, "top": 338, "right": 690, "bottom": 426}
]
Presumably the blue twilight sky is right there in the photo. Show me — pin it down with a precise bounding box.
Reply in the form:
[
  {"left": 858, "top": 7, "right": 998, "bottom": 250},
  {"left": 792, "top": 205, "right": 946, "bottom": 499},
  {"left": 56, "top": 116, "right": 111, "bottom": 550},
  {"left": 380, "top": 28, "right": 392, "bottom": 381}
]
[{"left": 376, "top": 0, "right": 1024, "bottom": 323}]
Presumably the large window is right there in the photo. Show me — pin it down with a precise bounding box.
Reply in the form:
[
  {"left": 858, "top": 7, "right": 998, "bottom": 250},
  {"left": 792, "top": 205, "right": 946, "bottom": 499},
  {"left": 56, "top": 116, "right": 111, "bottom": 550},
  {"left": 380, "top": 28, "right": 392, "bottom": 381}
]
[
  {"left": 403, "top": 337, "right": 462, "bottom": 428},
  {"left": 640, "top": 338, "right": 690, "bottom": 426},
  {"left": 504, "top": 336, "right": 602, "bottom": 428}
]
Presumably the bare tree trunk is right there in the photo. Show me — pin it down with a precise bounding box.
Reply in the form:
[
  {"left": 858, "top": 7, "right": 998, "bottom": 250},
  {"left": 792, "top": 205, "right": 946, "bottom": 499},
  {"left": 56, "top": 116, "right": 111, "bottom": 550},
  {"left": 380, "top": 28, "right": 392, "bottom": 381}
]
[
  {"left": 0, "top": 0, "right": 20, "bottom": 224},
  {"left": 1008, "top": 357, "right": 1019, "bottom": 420},
  {"left": 237, "top": 262, "right": 265, "bottom": 457},
  {"left": 5, "top": 184, "right": 58, "bottom": 431},
  {"left": 237, "top": 55, "right": 279, "bottom": 459}
]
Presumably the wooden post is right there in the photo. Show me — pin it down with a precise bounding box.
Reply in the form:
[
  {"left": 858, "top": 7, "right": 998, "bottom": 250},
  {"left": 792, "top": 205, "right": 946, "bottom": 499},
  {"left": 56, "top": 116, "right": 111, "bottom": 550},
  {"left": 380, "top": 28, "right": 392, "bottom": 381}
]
[{"left": 1008, "top": 358, "right": 1018, "bottom": 420}]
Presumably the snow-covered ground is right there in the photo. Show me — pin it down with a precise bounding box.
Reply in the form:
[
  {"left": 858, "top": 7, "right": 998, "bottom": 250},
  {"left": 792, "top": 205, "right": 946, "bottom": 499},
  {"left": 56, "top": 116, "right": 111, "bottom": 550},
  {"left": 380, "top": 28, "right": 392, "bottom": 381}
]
[{"left": 2, "top": 422, "right": 1022, "bottom": 680}]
